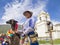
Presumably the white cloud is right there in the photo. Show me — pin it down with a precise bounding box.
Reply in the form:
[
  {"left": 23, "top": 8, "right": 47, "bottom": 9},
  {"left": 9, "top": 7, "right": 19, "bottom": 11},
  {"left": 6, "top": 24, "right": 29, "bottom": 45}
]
[{"left": 1, "top": 0, "right": 48, "bottom": 23}]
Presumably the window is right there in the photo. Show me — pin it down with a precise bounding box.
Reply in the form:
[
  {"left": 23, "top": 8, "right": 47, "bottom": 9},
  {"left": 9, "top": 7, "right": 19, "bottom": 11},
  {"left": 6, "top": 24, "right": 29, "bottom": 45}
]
[{"left": 40, "top": 17, "right": 41, "bottom": 20}]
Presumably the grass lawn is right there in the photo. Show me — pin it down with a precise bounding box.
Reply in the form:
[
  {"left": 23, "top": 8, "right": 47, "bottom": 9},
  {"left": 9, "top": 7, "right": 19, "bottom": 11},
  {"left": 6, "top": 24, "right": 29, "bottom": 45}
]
[
  {"left": 53, "top": 39, "right": 60, "bottom": 44},
  {"left": 39, "top": 39, "right": 60, "bottom": 44}
]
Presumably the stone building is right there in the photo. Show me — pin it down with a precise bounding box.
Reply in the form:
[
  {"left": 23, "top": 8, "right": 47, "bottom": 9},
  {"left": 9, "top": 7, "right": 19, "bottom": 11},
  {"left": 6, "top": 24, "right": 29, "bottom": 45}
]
[{"left": 35, "top": 11, "right": 60, "bottom": 39}]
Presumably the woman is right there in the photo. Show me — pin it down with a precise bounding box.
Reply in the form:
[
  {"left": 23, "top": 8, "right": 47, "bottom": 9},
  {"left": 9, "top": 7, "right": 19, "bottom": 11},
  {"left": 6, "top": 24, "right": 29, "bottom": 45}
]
[{"left": 21, "top": 11, "right": 39, "bottom": 45}]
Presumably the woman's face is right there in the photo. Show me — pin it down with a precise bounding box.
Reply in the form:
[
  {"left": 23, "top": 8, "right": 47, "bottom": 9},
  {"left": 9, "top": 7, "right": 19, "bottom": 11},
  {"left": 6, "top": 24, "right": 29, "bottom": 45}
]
[{"left": 24, "top": 13, "right": 31, "bottom": 18}]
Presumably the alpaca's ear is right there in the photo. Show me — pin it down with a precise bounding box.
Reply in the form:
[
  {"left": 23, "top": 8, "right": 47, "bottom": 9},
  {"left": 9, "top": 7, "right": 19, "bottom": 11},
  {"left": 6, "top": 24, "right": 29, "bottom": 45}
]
[
  {"left": 14, "top": 21, "right": 18, "bottom": 23},
  {"left": 6, "top": 21, "right": 9, "bottom": 24},
  {"left": 6, "top": 20, "right": 11, "bottom": 24}
]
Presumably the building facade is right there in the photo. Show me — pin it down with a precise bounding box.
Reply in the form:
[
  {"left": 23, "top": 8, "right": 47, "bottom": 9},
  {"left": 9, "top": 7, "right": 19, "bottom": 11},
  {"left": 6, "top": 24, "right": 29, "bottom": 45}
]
[{"left": 35, "top": 11, "right": 60, "bottom": 39}]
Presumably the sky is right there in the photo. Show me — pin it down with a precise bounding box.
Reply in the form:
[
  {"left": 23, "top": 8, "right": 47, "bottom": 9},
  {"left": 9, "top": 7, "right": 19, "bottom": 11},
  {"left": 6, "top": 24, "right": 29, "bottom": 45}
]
[{"left": 0, "top": 0, "right": 60, "bottom": 24}]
